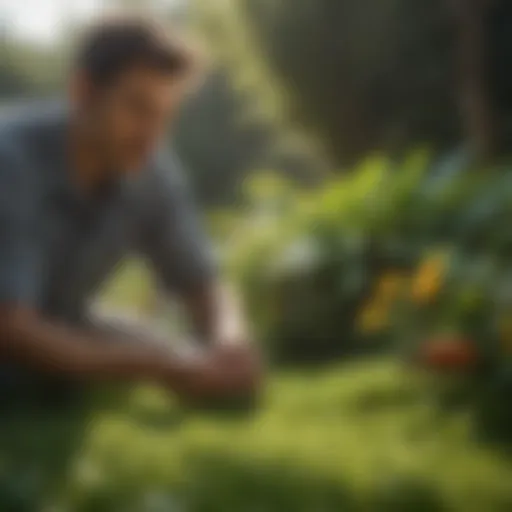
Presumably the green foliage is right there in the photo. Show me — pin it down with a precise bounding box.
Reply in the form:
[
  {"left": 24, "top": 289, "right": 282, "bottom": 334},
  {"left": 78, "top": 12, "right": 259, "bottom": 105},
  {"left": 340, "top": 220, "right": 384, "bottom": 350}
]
[
  {"left": 195, "top": 0, "right": 512, "bottom": 165},
  {"left": 3, "top": 360, "right": 512, "bottom": 511},
  {"left": 214, "top": 152, "right": 512, "bottom": 368},
  {"left": 213, "top": 152, "right": 428, "bottom": 363},
  {"left": 193, "top": 0, "right": 458, "bottom": 165},
  {"left": 174, "top": 70, "right": 272, "bottom": 206},
  {"left": 0, "top": 38, "right": 66, "bottom": 97}
]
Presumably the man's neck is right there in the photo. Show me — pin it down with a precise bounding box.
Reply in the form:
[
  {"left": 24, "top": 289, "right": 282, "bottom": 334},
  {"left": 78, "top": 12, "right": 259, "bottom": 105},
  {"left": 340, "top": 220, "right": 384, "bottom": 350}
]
[{"left": 69, "top": 120, "right": 113, "bottom": 195}]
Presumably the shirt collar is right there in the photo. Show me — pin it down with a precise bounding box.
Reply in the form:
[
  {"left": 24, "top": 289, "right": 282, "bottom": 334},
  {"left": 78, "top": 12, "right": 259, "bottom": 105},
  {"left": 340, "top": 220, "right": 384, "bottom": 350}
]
[{"left": 46, "top": 101, "right": 126, "bottom": 209}]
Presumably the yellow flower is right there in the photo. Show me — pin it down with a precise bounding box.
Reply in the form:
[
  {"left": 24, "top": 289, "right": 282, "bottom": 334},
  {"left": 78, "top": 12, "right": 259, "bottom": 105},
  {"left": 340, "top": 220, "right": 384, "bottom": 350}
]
[
  {"left": 411, "top": 252, "right": 448, "bottom": 304},
  {"left": 356, "top": 299, "right": 389, "bottom": 335},
  {"left": 374, "top": 272, "right": 408, "bottom": 301}
]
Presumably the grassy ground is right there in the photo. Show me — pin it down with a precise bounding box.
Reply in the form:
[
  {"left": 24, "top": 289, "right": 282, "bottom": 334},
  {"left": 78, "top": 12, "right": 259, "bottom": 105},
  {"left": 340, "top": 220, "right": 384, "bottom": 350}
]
[
  {"left": 1, "top": 262, "right": 511, "bottom": 511},
  {"left": 1, "top": 359, "right": 511, "bottom": 511}
]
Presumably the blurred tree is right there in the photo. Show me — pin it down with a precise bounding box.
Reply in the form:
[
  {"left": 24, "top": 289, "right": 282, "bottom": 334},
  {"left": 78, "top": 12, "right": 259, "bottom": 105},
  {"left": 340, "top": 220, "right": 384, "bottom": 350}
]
[
  {"left": 170, "top": 2, "right": 326, "bottom": 205},
  {"left": 174, "top": 69, "right": 271, "bottom": 205},
  {"left": 451, "top": 0, "right": 496, "bottom": 161},
  {"left": 0, "top": 32, "right": 60, "bottom": 98},
  {"left": 175, "top": 69, "right": 326, "bottom": 206},
  {"left": 488, "top": 0, "right": 512, "bottom": 154},
  {"left": 195, "top": 0, "right": 512, "bottom": 166}
]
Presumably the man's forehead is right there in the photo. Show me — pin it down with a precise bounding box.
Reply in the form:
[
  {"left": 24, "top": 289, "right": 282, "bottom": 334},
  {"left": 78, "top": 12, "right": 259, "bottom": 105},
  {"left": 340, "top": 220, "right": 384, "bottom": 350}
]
[{"left": 110, "top": 65, "right": 179, "bottom": 92}]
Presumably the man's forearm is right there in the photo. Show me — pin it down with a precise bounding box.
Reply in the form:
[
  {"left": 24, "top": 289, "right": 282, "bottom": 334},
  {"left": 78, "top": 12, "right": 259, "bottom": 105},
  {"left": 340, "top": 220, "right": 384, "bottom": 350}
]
[
  {"left": 213, "top": 285, "right": 248, "bottom": 345},
  {"left": 0, "top": 311, "right": 186, "bottom": 385},
  {"left": 184, "top": 282, "right": 249, "bottom": 345}
]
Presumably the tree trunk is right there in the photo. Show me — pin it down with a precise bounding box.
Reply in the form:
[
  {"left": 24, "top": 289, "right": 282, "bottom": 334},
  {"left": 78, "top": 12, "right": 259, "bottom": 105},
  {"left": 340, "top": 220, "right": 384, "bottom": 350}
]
[{"left": 450, "top": 0, "right": 496, "bottom": 161}]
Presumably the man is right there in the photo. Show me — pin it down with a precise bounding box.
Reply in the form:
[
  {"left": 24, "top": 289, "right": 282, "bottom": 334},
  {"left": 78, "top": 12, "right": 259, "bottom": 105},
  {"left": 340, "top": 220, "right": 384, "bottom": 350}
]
[{"left": 0, "top": 15, "right": 260, "bottom": 406}]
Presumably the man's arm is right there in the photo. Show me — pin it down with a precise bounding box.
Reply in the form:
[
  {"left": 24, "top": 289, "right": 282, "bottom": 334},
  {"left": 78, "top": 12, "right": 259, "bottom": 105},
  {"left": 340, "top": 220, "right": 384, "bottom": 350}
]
[
  {"left": 139, "top": 154, "right": 253, "bottom": 349},
  {"left": 0, "top": 141, "right": 250, "bottom": 396},
  {"left": 0, "top": 306, "right": 184, "bottom": 384},
  {"left": 182, "top": 281, "right": 250, "bottom": 348},
  {"left": 0, "top": 140, "right": 176, "bottom": 383},
  {"left": 0, "top": 303, "right": 259, "bottom": 403}
]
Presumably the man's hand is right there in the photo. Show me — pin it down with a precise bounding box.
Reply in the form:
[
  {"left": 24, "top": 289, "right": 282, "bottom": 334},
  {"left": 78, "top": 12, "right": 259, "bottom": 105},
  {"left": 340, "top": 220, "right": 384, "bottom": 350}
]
[
  {"left": 176, "top": 281, "right": 264, "bottom": 408},
  {"left": 169, "top": 342, "right": 262, "bottom": 406}
]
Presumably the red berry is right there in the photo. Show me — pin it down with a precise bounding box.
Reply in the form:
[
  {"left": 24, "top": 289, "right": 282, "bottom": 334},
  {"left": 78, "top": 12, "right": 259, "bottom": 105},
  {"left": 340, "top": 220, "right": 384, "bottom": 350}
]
[{"left": 419, "top": 337, "right": 478, "bottom": 372}]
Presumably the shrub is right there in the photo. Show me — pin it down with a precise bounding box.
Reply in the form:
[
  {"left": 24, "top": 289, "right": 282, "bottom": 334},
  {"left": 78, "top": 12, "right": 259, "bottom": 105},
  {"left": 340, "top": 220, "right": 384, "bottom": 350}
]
[{"left": 214, "top": 153, "right": 512, "bottom": 369}]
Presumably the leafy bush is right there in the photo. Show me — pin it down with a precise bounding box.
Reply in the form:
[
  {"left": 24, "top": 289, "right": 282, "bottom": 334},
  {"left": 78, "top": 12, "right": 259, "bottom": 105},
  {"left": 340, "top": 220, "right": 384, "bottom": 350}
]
[
  {"left": 213, "top": 153, "right": 424, "bottom": 362},
  {"left": 214, "top": 153, "right": 512, "bottom": 368}
]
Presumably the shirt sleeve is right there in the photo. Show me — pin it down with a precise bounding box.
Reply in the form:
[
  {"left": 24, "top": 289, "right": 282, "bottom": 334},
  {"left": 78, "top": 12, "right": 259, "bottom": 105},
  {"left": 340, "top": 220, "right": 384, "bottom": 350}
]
[
  {"left": 138, "top": 152, "right": 217, "bottom": 294},
  {"left": 0, "top": 139, "right": 42, "bottom": 307}
]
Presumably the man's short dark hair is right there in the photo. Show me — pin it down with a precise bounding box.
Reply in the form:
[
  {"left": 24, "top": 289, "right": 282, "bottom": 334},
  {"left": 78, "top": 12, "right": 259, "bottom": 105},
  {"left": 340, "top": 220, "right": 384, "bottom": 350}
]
[{"left": 75, "top": 15, "right": 193, "bottom": 87}]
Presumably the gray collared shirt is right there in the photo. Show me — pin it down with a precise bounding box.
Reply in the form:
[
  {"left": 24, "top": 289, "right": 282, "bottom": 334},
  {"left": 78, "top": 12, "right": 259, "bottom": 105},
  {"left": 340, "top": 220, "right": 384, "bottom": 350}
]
[{"left": 0, "top": 101, "right": 215, "bottom": 325}]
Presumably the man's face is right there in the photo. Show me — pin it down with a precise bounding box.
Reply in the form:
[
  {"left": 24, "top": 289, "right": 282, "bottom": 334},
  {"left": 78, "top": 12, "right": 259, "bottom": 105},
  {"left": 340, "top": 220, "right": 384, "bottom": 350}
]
[{"left": 73, "top": 66, "right": 186, "bottom": 173}]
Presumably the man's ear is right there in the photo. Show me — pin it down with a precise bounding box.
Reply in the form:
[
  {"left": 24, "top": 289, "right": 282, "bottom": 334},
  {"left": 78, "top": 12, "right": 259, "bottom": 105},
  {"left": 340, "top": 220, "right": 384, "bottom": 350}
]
[{"left": 69, "top": 70, "right": 97, "bottom": 111}]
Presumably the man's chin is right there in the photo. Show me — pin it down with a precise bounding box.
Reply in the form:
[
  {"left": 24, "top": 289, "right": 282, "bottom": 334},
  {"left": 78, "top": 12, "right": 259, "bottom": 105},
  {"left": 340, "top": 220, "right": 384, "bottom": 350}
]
[{"left": 120, "top": 156, "right": 151, "bottom": 175}]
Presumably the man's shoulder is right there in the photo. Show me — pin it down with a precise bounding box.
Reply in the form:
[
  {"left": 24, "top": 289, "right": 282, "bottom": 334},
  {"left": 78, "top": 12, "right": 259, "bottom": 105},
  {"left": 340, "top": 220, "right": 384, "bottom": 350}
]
[
  {"left": 139, "top": 148, "right": 190, "bottom": 198},
  {"left": 0, "top": 99, "right": 66, "bottom": 186},
  {"left": 128, "top": 149, "right": 198, "bottom": 220},
  {"left": 0, "top": 98, "right": 66, "bottom": 152}
]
